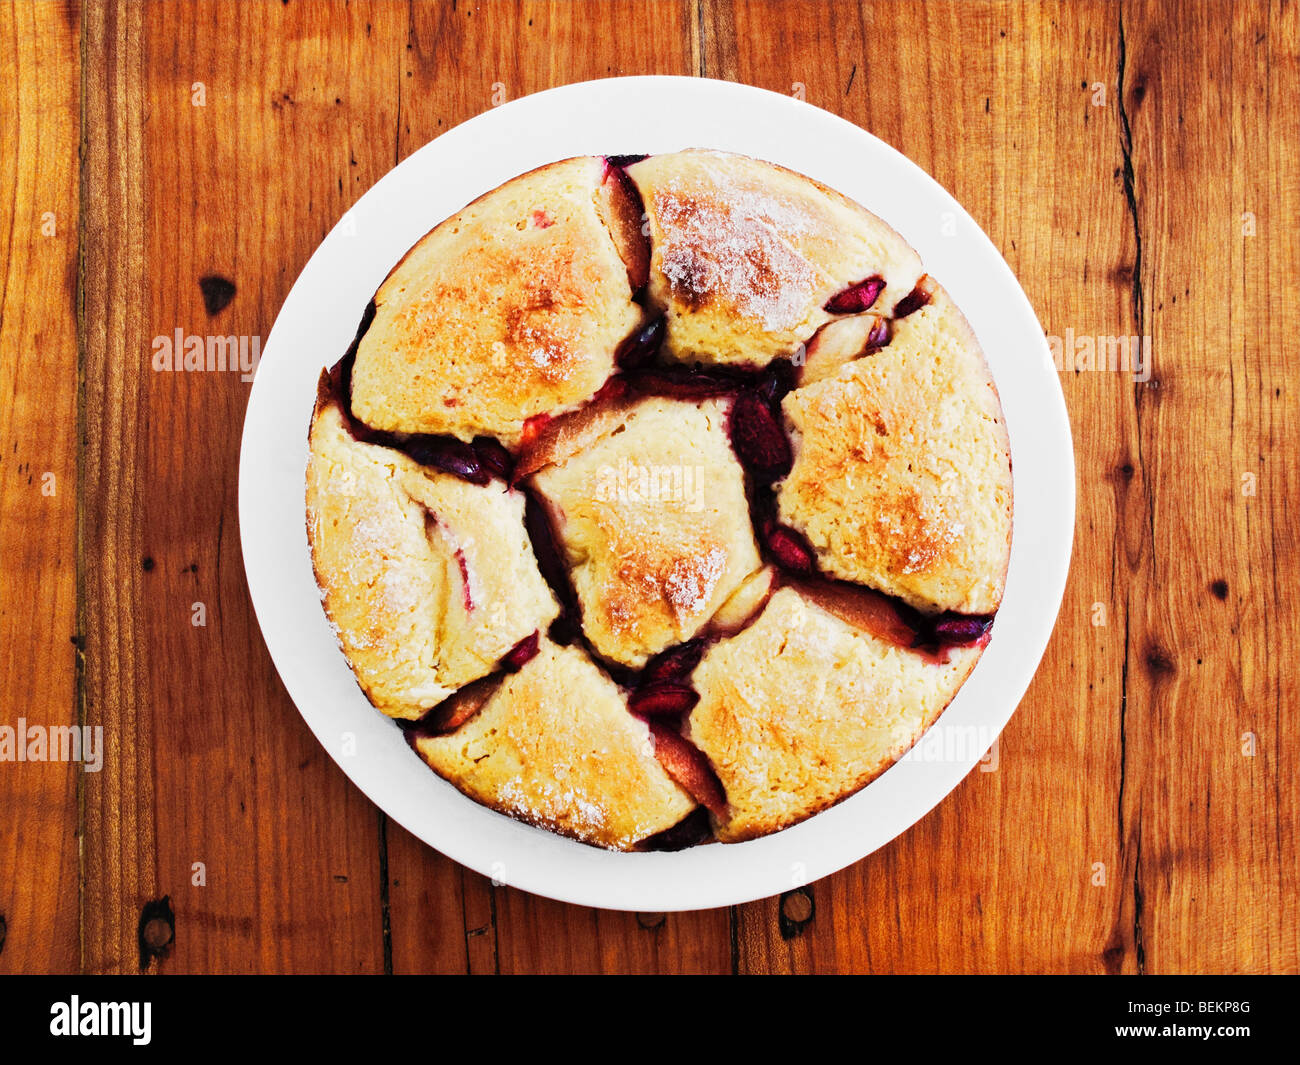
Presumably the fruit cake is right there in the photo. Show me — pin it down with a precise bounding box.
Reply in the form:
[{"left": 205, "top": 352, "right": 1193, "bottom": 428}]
[{"left": 305, "top": 150, "right": 1013, "bottom": 851}]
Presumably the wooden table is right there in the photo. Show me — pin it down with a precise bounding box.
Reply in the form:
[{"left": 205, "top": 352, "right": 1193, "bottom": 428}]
[{"left": 1, "top": 0, "right": 1295, "bottom": 975}]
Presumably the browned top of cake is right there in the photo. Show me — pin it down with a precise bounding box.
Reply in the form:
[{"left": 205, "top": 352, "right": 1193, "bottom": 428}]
[
  {"left": 625, "top": 149, "right": 924, "bottom": 366},
  {"left": 777, "top": 283, "right": 1012, "bottom": 614},
  {"left": 349, "top": 156, "right": 646, "bottom": 445}
]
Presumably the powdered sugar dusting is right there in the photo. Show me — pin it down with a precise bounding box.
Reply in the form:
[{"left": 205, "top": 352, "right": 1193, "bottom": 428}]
[
  {"left": 663, "top": 545, "right": 727, "bottom": 621},
  {"left": 498, "top": 775, "right": 612, "bottom": 843},
  {"left": 654, "top": 175, "right": 818, "bottom": 331}
]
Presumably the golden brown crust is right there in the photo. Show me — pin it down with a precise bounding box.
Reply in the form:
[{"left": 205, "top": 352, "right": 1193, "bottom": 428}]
[
  {"left": 305, "top": 394, "right": 559, "bottom": 718},
  {"left": 530, "top": 396, "right": 764, "bottom": 668},
  {"left": 625, "top": 149, "right": 923, "bottom": 366},
  {"left": 412, "top": 640, "right": 696, "bottom": 850},
  {"left": 349, "top": 156, "right": 646, "bottom": 445},
  {"left": 777, "top": 282, "right": 1012, "bottom": 614},
  {"left": 688, "top": 588, "right": 984, "bottom": 842}
]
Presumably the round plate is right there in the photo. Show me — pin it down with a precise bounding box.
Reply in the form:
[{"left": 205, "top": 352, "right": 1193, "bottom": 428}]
[{"left": 239, "top": 76, "right": 1074, "bottom": 912}]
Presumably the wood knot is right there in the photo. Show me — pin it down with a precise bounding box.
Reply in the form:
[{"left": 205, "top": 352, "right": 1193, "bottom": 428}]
[
  {"left": 138, "top": 896, "right": 175, "bottom": 970},
  {"left": 636, "top": 912, "right": 666, "bottom": 931},
  {"left": 778, "top": 888, "right": 815, "bottom": 939},
  {"left": 199, "top": 274, "right": 237, "bottom": 316},
  {"left": 1209, "top": 579, "right": 1228, "bottom": 601},
  {"left": 1145, "top": 644, "right": 1175, "bottom": 678}
]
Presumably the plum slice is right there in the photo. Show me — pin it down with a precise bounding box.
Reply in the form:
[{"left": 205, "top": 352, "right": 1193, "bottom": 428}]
[
  {"left": 729, "top": 391, "right": 793, "bottom": 481},
  {"left": 824, "top": 275, "right": 885, "bottom": 314},
  {"left": 639, "top": 638, "right": 706, "bottom": 687},
  {"left": 501, "top": 630, "right": 540, "bottom": 672},
  {"left": 761, "top": 521, "right": 818, "bottom": 575},
  {"left": 646, "top": 722, "right": 727, "bottom": 818},
  {"left": 640, "top": 807, "right": 715, "bottom": 851},
  {"left": 614, "top": 315, "right": 666, "bottom": 371},
  {"left": 403, "top": 436, "right": 488, "bottom": 485},
  {"left": 892, "top": 275, "right": 935, "bottom": 319},
  {"left": 405, "top": 674, "right": 501, "bottom": 738},
  {"left": 629, "top": 683, "right": 700, "bottom": 716},
  {"left": 792, "top": 577, "right": 918, "bottom": 649},
  {"left": 471, "top": 436, "right": 515, "bottom": 482},
  {"left": 928, "top": 613, "right": 995, "bottom": 645}
]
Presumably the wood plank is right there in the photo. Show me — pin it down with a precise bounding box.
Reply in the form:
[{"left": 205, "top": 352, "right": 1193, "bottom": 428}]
[
  {"left": 79, "top": 0, "right": 403, "bottom": 974},
  {"left": 707, "top": 0, "right": 1144, "bottom": 973},
  {"left": 1117, "top": 0, "right": 1299, "bottom": 973},
  {"left": 0, "top": 0, "right": 81, "bottom": 975},
  {"left": 384, "top": 0, "right": 733, "bottom": 975}
]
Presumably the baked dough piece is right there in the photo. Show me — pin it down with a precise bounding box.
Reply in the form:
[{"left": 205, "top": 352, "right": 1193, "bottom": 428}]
[
  {"left": 349, "top": 156, "right": 647, "bottom": 445},
  {"left": 687, "top": 588, "right": 982, "bottom": 842},
  {"left": 777, "top": 283, "right": 1012, "bottom": 614},
  {"left": 625, "top": 149, "right": 923, "bottom": 367},
  {"left": 530, "top": 396, "right": 763, "bottom": 668},
  {"left": 306, "top": 389, "right": 559, "bottom": 718},
  {"left": 412, "top": 639, "right": 696, "bottom": 850}
]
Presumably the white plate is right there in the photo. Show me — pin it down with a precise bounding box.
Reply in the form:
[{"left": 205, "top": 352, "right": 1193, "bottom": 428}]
[{"left": 239, "top": 76, "right": 1074, "bottom": 912}]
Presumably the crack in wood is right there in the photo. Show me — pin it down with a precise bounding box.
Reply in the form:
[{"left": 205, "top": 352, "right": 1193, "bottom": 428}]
[{"left": 1115, "top": 2, "right": 1151, "bottom": 977}]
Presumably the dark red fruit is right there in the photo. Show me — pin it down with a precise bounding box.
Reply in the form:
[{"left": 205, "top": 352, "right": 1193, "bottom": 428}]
[
  {"left": 892, "top": 281, "right": 932, "bottom": 319},
  {"left": 472, "top": 436, "right": 515, "bottom": 481},
  {"left": 763, "top": 522, "right": 817, "bottom": 575},
  {"left": 523, "top": 491, "right": 580, "bottom": 644},
  {"left": 865, "top": 316, "right": 891, "bottom": 350},
  {"left": 404, "top": 436, "right": 488, "bottom": 485},
  {"left": 604, "top": 153, "right": 648, "bottom": 171},
  {"left": 615, "top": 315, "right": 666, "bottom": 370},
  {"left": 824, "top": 275, "right": 885, "bottom": 314},
  {"left": 501, "top": 630, "right": 540, "bottom": 672},
  {"left": 640, "top": 807, "right": 714, "bottom": 851},
  {"left": 640, "top": 639, "right": 705, "bottom": 686},
  {"left": 928, "top": 614, "right": 994, "bottom": 645},
  {"left": 755, "top": 359, "right": 797, "bottom": 406},
  {"left": 629, "top": 683, "right": 699, "bottom": 716},
  {"left": 729, "top": 392, "right": 792, "bottom": 481},
  {"left": 647, "top": 722, "right": 727, "bottom": 818},
  {"left": 631, "top": 367, "right": 739, "bottom": 399}
]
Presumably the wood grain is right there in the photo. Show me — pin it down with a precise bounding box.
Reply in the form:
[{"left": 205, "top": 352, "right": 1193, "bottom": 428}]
[
  {"left": 0, "top": 0, "right": 1294, "bottom": 974},
  {"left": 0, "top": 0, "right": 81, "bottom": 975},
  {"left": 79, "top": 0, "right": 407, "bottom": 973}
]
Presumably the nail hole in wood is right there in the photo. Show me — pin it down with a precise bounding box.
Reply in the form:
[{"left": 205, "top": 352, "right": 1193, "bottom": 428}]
[
  {"left": 138, "top": 896, "right": 175, "bottom": 970},
  {"left": 779, "top": 888, "right": 814, "bottom": 939}
]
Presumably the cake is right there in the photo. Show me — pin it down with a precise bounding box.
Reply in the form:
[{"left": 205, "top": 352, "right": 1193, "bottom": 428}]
[{"left": 305, "top": 150, "right": 1013, "bottom": 851}]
